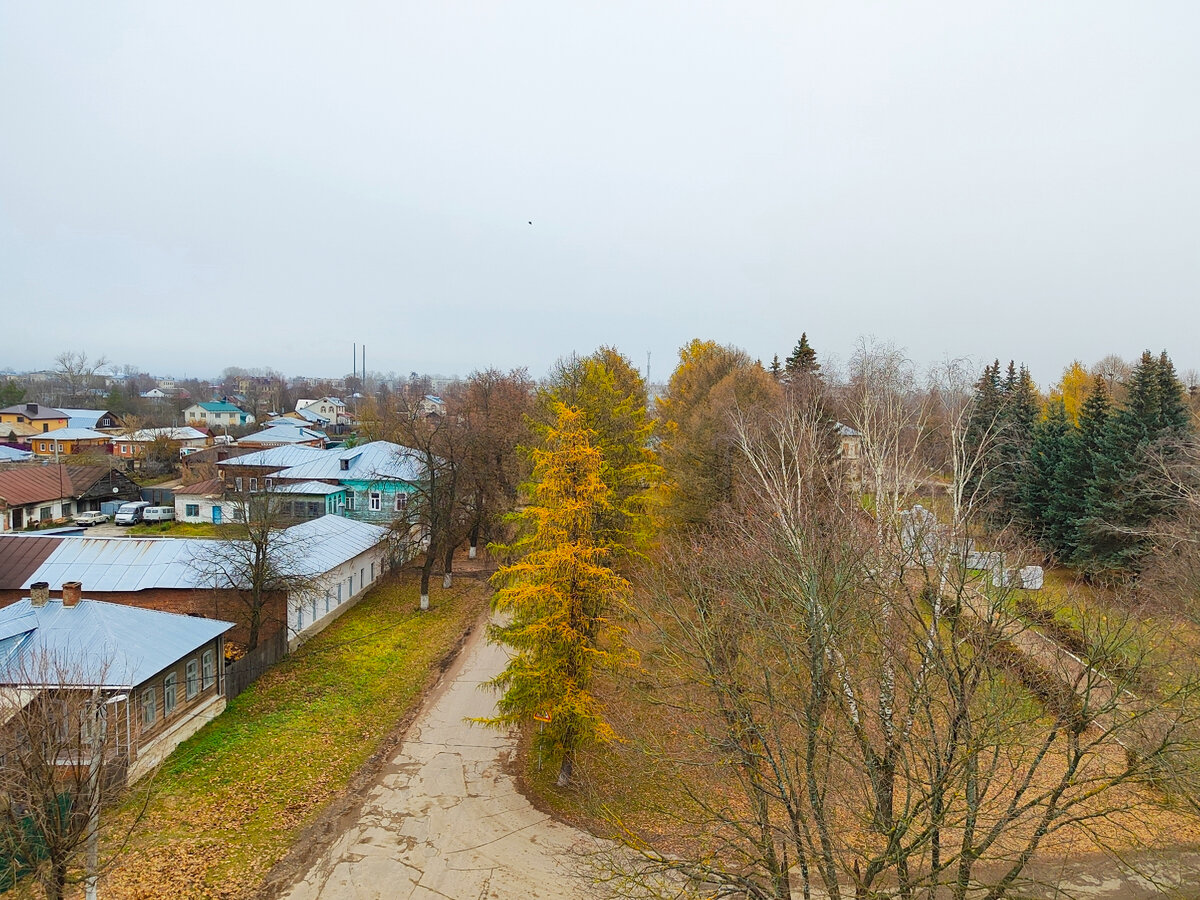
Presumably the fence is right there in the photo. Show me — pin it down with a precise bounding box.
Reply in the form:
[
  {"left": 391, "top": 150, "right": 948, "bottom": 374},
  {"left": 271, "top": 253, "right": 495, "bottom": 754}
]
[{"left": 225, "top": 628, "right": 288, "bottom": 701}]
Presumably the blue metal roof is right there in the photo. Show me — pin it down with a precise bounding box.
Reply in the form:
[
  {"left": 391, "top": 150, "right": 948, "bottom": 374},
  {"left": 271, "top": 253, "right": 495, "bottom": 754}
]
[{"left": 0, "top": 598, "right": 233, "bottom": 689}]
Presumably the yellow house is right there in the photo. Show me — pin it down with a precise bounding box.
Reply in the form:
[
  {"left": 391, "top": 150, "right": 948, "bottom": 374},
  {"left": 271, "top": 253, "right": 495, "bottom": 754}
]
[
  {"left": 0, "top": 403, "right": 69, "bottom": 434},
  {"left": 31, "top": 427, "right": 112, "bottom": 457}
]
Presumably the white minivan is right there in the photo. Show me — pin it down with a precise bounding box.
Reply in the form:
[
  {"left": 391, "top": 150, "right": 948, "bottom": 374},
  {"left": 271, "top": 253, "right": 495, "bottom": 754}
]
[
  {"left": 142, "top": 506, "right": 176, "bottom": 522},
  {"left": 114, "top": 501, "right": 151, "bottom": 525}
]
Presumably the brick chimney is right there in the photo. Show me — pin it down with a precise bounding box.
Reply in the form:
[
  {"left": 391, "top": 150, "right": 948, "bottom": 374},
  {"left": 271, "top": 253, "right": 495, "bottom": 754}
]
[
  {"left": 62, "top": 581, "right": 82, "bottom": 608},
  {"left": 26, "top": 403, "right": 37, "bottom": 415},
  {"left": 30, "top": 581, "right": 49, "bottom": 608}
]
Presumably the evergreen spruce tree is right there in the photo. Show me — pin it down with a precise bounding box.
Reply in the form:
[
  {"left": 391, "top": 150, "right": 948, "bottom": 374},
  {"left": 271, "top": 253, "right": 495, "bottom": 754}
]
[
  {"left": 769, "top": 354, "right": 782, "bottom": 381},
  {"left": 783, "top": 333, "right": 820, "bottom": 380},
  {"left": 987, "top": 361, "right": 1039, "bottom": 521},
  {"left": 1018, "top": 397, "right": 1072, "bottom": 549},
  {"left": 1051, "top": 377, "right": 1110, "bottom": 561},
  {"left": 1077, "top": 352, "right": 1168, "bottom": 576},
  {"left": 963, "top": 360, "right": 1004, "bottom": 508},
  {"left": 1157, "top": 350, "right": 1191, "bottom": 435}
]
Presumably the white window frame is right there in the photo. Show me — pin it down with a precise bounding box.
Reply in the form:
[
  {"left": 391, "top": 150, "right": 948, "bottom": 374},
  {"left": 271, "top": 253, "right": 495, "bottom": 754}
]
[
  {"left": 394, "top": 493, "right": 408, "bottom": 512},
  {"left": 369, "top": 491, "right": 382, "bottom": 512},
  {"left": 164, "top": 673, "right": 178, "bottom": 715},
  {"left": 202, "top": 649, "right": 215, "bottom": 689},
  {"left": 249, "top": 477, "right": 258, "bottom": 492},
  {"left": 186, "top": 659, "right": 199, "bottom": 700},
  {"left": 141, "top": 687, "right": 156, "bottom": 728}
]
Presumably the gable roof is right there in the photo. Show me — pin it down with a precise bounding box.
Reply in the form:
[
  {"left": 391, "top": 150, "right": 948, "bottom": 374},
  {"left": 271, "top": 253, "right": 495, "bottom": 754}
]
[
  {"left": 116, "top": 427, "right": 208, "bottom": 443},
  {"left": 216, "top": 445, "right": 329, "bottom": 470},
  {"left": 10, "top": 516, "right": 388, "bottom": 595},
  {"left": 239, "top": 423, "right": 325, "bottom": 445},
  {"left": 0, "top": 598, "right": 232, "bottom": 689},
  {"left": 0, "top": 536, "right": 64, "bottom": 590},
  {"left": 0, "top": 404, "right": 67, "bottom": 420},
  {"left": 174, "top": 477, "right": 225, "bottom": 498},
  {"left": 274, "top": 441, "right": 423, "bottom": 483},
  {"left": 38, "top": 427, "right": 111, "bottom": 442},
  {"left": 58, "top": 409, "right": 118, "bottom": 429},
  {"left": 193, "top": 401, "right": 246, "bottom": 414}
]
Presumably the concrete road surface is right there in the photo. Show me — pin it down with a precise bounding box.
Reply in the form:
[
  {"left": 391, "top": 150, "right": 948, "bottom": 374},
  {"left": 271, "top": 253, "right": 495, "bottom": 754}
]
[{"left": 281, "top": 616, "right": 612, "bottom": 900}]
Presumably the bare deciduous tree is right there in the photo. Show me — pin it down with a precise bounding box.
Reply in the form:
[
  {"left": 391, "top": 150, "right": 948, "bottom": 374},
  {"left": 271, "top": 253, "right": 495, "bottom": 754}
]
[{"left": 614, "top": 397, "right": 1200, "bottom": 900}]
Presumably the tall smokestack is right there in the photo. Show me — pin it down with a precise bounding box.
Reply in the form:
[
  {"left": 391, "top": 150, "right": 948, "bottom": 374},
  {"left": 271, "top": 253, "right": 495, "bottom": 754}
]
[
  {"left": 62, "top": 581, "right": 82, "bottom": 607},
  {"left": 30, "top": 582, "right": 49, "bottom": 608}
]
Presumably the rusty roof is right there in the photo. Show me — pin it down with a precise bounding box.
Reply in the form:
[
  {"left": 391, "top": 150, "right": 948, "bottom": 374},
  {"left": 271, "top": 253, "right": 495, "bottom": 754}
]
[
  {"left": 0, "top": 465, "right": 120, "bottom": 507},
  {"left": 0, "top": 535, "right": 63, "bottom": 589},
  {"left": 175, "top": 477, "right": 225, "bottom": 497}
]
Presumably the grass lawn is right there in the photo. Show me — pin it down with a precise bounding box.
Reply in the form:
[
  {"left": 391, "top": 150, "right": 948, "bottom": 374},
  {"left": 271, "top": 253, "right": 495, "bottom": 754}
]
[
  {"left": 99, "top": 569, "right": 490, "bottom": 899},
  {"left": 126, "top": 521, "right": 229, "bottom": 538}
]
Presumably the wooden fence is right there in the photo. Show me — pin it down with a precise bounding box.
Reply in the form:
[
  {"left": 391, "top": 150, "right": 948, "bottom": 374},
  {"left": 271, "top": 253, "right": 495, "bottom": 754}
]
[{"left": 225, "top": 628, "right": 288, "bottom": 701}]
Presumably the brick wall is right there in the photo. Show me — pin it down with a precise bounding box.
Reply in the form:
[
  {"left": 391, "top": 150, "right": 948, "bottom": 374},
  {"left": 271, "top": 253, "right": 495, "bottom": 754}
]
[{"left": 0, "top": 587, "right": 287, "bottom": 650}]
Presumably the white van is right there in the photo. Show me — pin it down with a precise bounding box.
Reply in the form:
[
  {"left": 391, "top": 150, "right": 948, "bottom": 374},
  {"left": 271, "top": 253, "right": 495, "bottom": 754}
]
[
  {"left": 142, "top": 506, "right": 176, "bottom": 522},
  {"left": 114, "top": 501, "right": 151, "bottom": 525}
]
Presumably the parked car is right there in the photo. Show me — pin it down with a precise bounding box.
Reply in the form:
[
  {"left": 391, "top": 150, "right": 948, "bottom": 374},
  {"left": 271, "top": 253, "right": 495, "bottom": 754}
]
[
  {"left": 113, "top": 501, "right": 151, "bottom": 525},
  {"left": 73, "top": 510, "right": 109, "bottom": 527},
  {"left": 142, "top": 506, "right": 176, "bottom": 522}
]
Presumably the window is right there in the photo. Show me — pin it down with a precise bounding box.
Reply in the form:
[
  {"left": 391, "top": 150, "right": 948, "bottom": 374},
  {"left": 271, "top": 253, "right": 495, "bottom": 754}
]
[
  {"left": 232, "top": 508, "right": 244, "bottom": 522},
  {"left": 360, "top": 567, "right": 365, "bottom": 586},
  {"left": 235, "top": 477, "right": 243, "bottom": 491},
  {"left": 186, "top": 659, "right": 199, "bottom": 699},
  {"left": 297, "top": 605, "right": 304, "bottom": 629},
  {"left": 339, "top": 458, "right": 350, "bottom": 471},
  {"left": 202, "top": 649, "right": 215, "bottom": 689},
  {"left": 369, "top": 491, "right": 382, "bottom": 511},
  {"left": 307, "top": 502, "right": 320, "bottom": 518},
  {"left": 265, "top": 477, "right": 274, "bottom": 490},
  {"left": 345, "top": 494, "right": 355, "bottom": 511},
  {"left": 349, "top": 575, "right": 354, "bottom": 595},
  {"left": 394, "top": 493, "right": 408, "bottom": 512},
  {"left": 186, "top": 504, "right": 200, "bottom": 517},
  {"left": 370, "top": 562, "right": 375, "bottom": 581},
  {"left": 56, "top": 444, "right": 63, "bottom": 452},
  {"left": 39, "top": 442, "right": 46, "bottom": 451},
  {"left": 42, "top": 423, "right": 48, "bottom": 432},
  {"left": 141, "top": 688, "right": 156, "bottom": 727},
  {"left": 62, "top": 502, "right": 72, "bottom": 516},
  {"left": 39, "top": 507, "right": 51, "bottom": 522},
  {"left": 337, "top": 582, "right": 343, "bottom": 604},
  {"left": 249, "top": 477, "right": 258, "bottom": 492},
  {"left": 311, "top": 597, "right": 318, "bottom": 621},
  {"left": 164, "top": 673, "right": 178, "bottom": 715},
  {"left": 325, "top": 591, "right": 331, "bottom": 613}
]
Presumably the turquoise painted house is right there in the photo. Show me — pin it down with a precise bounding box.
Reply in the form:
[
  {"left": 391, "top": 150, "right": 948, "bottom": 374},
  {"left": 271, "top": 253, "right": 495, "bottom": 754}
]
[{"left": 269, "top": 441, "right": 423, "bottom": 524}]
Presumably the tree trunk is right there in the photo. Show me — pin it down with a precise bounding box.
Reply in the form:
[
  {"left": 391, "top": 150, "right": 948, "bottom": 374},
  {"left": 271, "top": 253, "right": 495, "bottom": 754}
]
[
  {"left": 420, "top": 551, "right": 433, "bottom": 611},
  {"left": 442, "top": 539, "right": 455, "bottom": 588},
  {"left": 556, "top": 751, "right": 573, "bottom": 787},
  {"left": 469, "top": 521, "right": 481, "bottom": 559}
]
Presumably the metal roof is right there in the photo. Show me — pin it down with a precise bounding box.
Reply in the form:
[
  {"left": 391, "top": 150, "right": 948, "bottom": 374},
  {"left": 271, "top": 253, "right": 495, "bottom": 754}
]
[
  {"left": 271, "top": 481, "right": 346, "bottom": 496},
  {"left": 0, "top": 404, "right": 67, "bottom": 420},
  {"left": 0, "top": 536, "right": 64, "bottom": 589},
  {"left": 217, "top": 445, "right": 329, "bottom": 470},
  {"left": 275, "top": 441, "right": 423, "bottom": 483},
  {"left": 0, "top": 598, "right": 232, "bottom": 689},
  {"left": 283, "top": 516, "right": 390, "bottom": 576},
  {"left": 117, "top": 427, "right": 209, "bottom": 442},
  {"left": 0, "top": 466, "right": 75, "bottom": 506},
  {"left": 195, "top": 401, "right": 246, "bottom": 413},
  {"left": 0, "top": 446, "right": 31, "bottom": 462},
  {"left": 18, "top": 517, "right": 387, "bottom": 593},
  {"left": 174, "top": 477, "right": 225, "bottom": 498},
  {"left": 239, "top": 423, "right": 325, "bottom": 445},
  {"left": 25, "top": 536, "right": 208, "bottom": 591},
  {"left": 38, "top": 427, "right": 111, "bottom": 441}
]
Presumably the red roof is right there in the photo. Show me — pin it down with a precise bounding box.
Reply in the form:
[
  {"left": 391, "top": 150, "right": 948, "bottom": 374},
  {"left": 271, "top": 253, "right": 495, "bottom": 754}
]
[
  {"left": 0, "top": 535, "right": 63, "bottom": 589},
  {"left": 0, "top": 465, "right": 119, "bottom": 507}
]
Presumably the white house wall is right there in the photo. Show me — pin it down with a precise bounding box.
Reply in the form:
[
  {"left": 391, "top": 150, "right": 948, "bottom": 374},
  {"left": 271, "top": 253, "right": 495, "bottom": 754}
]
[{"left": 287, "top": 540, "right": 388, "bottom": 648}]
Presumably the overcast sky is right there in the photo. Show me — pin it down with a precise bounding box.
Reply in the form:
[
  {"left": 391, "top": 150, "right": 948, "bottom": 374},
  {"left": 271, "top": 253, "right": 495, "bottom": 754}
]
[{"left": 2, "top": 2, "right": 1198, "bottom": 388}]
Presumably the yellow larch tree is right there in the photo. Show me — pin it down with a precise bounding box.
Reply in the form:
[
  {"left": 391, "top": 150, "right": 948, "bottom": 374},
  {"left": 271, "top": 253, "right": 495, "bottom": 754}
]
[{"left": 481, "top": 403, "right": 634, "bottom": 786}]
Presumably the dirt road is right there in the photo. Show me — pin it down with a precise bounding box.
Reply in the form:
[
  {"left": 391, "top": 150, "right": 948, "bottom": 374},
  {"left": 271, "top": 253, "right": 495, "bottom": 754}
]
[{"left": 280, "top": 615, "right": 610, "bottom": 900}]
